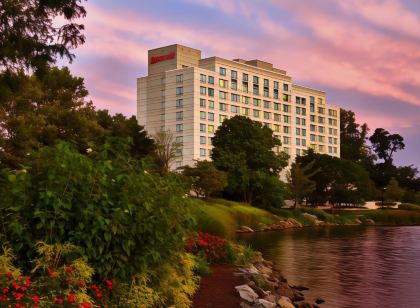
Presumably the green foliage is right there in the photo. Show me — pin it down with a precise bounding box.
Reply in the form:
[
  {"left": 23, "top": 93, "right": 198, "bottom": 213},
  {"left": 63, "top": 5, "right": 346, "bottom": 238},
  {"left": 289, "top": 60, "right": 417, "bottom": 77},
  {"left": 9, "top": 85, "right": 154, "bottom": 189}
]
[
  {"left": 183, "top": 160, "right": 227, "bottom": 199},
  {"left": 287, "top": 161, "right": 316, "bottom": 207},
  {"left": 227, "top": 244, "right": 255, "bottom": 266},
  {"left": 0, "top": 140, "right": 194, "bottom": 280},
  {"left": 336, "top": 209, "right": 420, "bottom": 225},
  {"left": 0, "top": 0, "right": 86, "bottom": 73},
  {"left": 369, "top": 128, "right": 405, "bottom": 165},
  {"left": 194, "top": 256, "right": 211, "bottom": 276},
  {"left": 211, "top": 116, "right": 288, "bottom": 207},
  {"left": 384, "top": 177, "right": 404, "bottom": 203},
  {"left": 398, "top": 203, "right": 420, "bottom": 211}
]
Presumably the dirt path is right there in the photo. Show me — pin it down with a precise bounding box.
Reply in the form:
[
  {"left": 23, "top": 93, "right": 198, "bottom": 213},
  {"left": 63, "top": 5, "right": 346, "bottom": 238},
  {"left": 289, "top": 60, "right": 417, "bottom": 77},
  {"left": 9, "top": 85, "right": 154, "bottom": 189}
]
[{"left": 192, "top": 264, "right": 244, "bottom": 308}]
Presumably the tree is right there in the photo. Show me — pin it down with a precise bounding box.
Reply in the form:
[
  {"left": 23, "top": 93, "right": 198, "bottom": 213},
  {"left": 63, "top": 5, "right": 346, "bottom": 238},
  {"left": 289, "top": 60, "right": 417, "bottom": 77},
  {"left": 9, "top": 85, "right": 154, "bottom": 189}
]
[
  {"left": 211, "top": 116, "right": 288, "bottom": 207},
  {"left": 152, "top": 130, "right": 181, "bottom": 173},
  {"left": 0, "top": 67, "right": 103, "bottom": 168},
  {"left": 384, "top": 177, "right": 404, "bottom": 204},
  {"left": 369, "top": 128, "right": 405, "bottom": 165},
  {"left": 287, "top": 161, "right": 316, "bottom": 208},
  {"left": 340, "top": 109, "right": 373, "bottom": 164},
  {"left": 0, "top": 0, "right": 86, "bottom": 73},
  {"left": 183, "top": 160, "right": 227, "bottom": 199}
]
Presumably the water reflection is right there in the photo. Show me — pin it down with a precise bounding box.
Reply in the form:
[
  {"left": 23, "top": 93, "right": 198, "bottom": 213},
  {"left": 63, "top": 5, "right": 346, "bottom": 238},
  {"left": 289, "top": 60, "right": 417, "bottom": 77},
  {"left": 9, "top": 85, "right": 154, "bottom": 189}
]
[{"left": 238, "top": 226, "right": 420, "bottom": 308}]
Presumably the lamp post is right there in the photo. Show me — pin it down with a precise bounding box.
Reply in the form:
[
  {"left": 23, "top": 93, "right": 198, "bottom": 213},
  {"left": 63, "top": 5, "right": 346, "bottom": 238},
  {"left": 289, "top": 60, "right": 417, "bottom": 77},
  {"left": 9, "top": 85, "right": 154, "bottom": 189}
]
[{"left": 381, "top": 187, "right": 387, "bottom": 208}]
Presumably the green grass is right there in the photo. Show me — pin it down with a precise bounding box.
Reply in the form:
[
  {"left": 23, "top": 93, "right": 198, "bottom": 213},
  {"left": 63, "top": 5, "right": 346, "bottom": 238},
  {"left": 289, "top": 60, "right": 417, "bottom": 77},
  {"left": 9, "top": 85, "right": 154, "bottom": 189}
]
[
  {"left": 398, "top": 203, "right": 420, "bottom": 211},
  {"left": 335, "top": 209, "right": 420, "bottom": 225}
]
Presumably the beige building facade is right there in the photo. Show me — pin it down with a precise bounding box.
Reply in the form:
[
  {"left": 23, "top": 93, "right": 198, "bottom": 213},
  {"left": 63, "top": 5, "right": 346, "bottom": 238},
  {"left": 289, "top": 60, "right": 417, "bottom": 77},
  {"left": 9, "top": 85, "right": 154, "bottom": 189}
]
[{"left": 137, "top": 44, "right": 340, "bottom": 169}]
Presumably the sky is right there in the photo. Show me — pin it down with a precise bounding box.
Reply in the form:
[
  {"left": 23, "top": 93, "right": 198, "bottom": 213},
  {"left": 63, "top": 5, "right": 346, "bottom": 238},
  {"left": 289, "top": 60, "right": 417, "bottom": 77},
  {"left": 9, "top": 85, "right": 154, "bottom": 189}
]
[{"left": 65, "top": 0, "right": 420, "bottom": 169}]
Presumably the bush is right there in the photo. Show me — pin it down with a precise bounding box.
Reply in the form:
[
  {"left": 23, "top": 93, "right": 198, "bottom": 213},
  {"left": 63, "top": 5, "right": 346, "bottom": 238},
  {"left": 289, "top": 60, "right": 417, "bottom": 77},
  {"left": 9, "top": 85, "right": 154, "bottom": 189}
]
[
  {"left": 186, "top": 232, "right": 228, "bottom": 263},
  {"left": 398, "top": 203, "right": 420, "bottom": 211},
  {"left": 0, "top": 140, "right": 195, "bottom": 280}
]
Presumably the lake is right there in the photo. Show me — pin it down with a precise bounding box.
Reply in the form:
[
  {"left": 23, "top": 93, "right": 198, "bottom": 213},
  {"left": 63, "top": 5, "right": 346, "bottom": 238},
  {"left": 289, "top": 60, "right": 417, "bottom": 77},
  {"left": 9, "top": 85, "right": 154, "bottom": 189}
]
[{"left": 238, "top": 226, "right": 420, "bottom": 308}]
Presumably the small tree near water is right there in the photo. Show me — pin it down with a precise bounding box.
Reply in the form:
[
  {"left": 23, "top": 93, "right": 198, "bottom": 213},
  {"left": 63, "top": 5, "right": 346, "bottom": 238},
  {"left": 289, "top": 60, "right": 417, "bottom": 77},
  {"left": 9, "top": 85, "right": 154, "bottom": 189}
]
[{"left": 286, "top": 161, "right": 316, "bottom": 208}]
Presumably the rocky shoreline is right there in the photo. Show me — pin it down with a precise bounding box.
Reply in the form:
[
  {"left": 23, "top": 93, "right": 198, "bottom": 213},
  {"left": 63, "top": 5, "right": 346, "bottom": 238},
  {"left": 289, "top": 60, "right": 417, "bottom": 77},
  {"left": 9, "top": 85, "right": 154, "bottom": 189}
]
[
  {"left": 236, "top": 214, "right": 375, "bottom": 233},
  {"left": 234, "top": 252, "right": 323, "bottom": 308}
]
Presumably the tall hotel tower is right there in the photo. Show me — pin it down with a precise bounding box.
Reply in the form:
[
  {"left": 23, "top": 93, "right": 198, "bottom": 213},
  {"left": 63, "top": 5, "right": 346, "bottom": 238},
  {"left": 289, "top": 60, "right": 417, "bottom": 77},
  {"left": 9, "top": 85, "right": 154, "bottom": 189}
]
[{"left": 137, "top": 44, "right": 340, "bottom": 169}]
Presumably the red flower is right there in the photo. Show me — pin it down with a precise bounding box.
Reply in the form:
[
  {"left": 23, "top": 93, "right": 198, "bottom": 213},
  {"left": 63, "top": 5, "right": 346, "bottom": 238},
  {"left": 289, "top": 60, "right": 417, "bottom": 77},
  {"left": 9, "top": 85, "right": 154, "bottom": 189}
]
[
  {"left": 104, "top": 280, "right": 113, "bottom": 290},
  {"left": 47, "top": 269, "right": 55, "bottom": 277},
  {"left": 14, "top": 293, "right": 24, "bottom": 300},
  {"left": 65, "top": 266, "right": 73, "bottom": 273},
  {"left": 80, "top": 303, "right": 91, "bottom": 308},
  {"left": 6, "top": 272, "right": 13, "bottom": 278},
  {"left": 79, "top": 280, "right": 87, "bottom": 288},
  {"left": 2, "top": 288, "right": 9, "bottom": 294},
  {"left": 95, "top": 291, "right": 103, "bottom": 299},
  {"left": 11, "top": 281, "right": 19, "bottom": 290},
  {"left": 54, "top": 297, "right": 63, "bottom": 304},
  {"left": 32, "top": 295, "right": 40, "bottom": 303},
  {"left": 68, "top": 293, "right": 75, "bottom": 303},
  {"left": 25, "top": 279, "right": 31, "bottom": 287}
]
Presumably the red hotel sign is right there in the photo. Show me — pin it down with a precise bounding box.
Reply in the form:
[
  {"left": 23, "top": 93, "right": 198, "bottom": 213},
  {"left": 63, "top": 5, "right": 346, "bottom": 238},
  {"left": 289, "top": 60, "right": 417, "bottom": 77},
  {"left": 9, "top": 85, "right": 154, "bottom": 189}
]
[{"left": 150, "top": 52, "right": 176, "bottom": 64}]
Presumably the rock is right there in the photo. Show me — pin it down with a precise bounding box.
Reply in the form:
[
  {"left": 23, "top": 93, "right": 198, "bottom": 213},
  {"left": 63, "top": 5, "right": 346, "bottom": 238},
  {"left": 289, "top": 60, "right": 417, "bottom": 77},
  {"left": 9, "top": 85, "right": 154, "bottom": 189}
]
[
  {"left": 286, "top": 218, "right": 303, "bottom": 228},
  {"left": 253, "top": 298, "right": 276, "bottom": 308},
  {"left": 238, "top": 225, "right": 255, "bottom": 233},
  {"left": 297, "top": 302, "right": 317, "bottom": 308},
  {"left": 278, "top": 296, "right": 294, "bottom": 308},
  {"left": 263, "top": 294, "right": 276, "bottom": 303},
  {"left": 248, "top": 281, "right": 269, "bottom": 298},
  {"left": 277, "top": 282, "right": 295, "bottom": 300},
  {"left": 363, "top": 218, "right": 375, "bottom": 225},
  {"left": 354, "top": 218, "right": 362, "bottom": 224},
  {"left": 315, "top": 297, "right": 325, "bottom": 304},
  {"left": 258, "top": 222, "right": 271, "bottom": 231},
  {"left": 235, "top": 284, "right": 259, "bottom": 303},
  {"left": 293, "top": 289, "right": 305, "bottom": 301},
  {"left": 248, "top": 264, "right": 260, "bottom": 274},
  {"left": 293, "top": 285, "right": 309, "bottom": 291},
  {"left": 255, "top": 264, "right": 273, "bottom": 276},
  {"left": 240, "top": 303, "right": 254, "bottom": 308}
]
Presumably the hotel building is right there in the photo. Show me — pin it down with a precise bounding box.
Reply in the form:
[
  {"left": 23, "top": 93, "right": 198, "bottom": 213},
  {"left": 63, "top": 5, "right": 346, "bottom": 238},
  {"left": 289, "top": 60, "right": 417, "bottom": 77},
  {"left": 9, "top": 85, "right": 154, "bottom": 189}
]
[{"left": 137, "top": 44, "right": 340, "bottom": 169}]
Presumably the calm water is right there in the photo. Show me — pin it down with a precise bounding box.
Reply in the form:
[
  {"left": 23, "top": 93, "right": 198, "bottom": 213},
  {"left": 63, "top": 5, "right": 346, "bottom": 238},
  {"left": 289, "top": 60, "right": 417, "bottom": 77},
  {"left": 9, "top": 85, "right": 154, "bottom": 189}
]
[{"left": 238, "top": 226, "right": 420, "bottom": 308}]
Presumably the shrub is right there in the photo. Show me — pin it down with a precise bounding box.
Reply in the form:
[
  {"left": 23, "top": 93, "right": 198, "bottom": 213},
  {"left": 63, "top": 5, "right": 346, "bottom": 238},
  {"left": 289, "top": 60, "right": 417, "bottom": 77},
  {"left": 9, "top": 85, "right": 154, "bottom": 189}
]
[
  {"left": 186, "top": 232, "right": 228, "bottom": 263},
  {"left": 398, "top": 203, "right": 420, "bottom": 211},
  {"left": 0, "top": 140, "right": 195, "bottom": 280}
]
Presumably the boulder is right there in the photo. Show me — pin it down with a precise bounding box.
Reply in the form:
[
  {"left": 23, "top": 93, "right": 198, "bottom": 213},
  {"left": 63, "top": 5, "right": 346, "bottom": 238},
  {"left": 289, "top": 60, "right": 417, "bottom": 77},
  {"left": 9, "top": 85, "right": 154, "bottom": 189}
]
[
  {"left": 277, "top": 282, "right": 295, "bottom": 300},
  {"left": 238, "top": 226, "right": 255, "bottom": 233},
  {"left": 278, "top": 296, "right": 295, "bottom": 308},
  {"left": 248, "top": 281, "right": 269, "bottom": 298},
  {"left": 354, "top": 218, "right": 362, "bottom": 224},
  {"left": 286, "top": 218, "right": 303, "bottom": 228},
  {"left": 253, "top": 298, "right": 276, "bottom": 308},
  {"left": 293, "top": 285, "right": 309, "bottom": 291},
  {"left": 248, "top": 264, "right": 260, "bottom": 274},
  {"left": 297, "top": 302, "right": 317, "bottom": 308},
  {"left": 363, "top": 219, "right": 375, "bottom": 225},
  {"left": 235, "top": 284, "right": 259, "bottom": 303},
  {"left": 258, "top": 222, "right": 271, "bottom": 231}
]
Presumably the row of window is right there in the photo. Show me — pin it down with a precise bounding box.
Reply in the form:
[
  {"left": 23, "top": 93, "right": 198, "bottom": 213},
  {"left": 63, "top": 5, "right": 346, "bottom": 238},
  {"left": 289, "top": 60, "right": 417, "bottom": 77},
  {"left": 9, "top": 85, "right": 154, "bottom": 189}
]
[{"left": 215, "top": 69, "right": 290, "bottom": 90}]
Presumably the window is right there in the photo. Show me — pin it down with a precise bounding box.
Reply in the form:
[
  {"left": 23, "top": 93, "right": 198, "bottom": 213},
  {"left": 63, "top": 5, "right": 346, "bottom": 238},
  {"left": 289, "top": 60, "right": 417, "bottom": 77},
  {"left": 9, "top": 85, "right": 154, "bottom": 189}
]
[
  {"left": 302, "top": 129, "right": 307, "bottom": 137},
  {"left": 231, "top": 105, "right": 239, "bottom": 113},
  {"left": 176, "top": 74, "right": 183, "bottom": 83},
  {"left": 199, "top": 99, "right": 206, "bottom": 107},
  {"left": 263, "top": 100, "right": 270, "bottom": 109},
  {"left": 219, "top": 79, "right": 228, "bottom": 88},
  {"left": 176, "top": 136, "right": 183, "bottom": 144},
  {"left": 160, "top": 113, "right": 165, "bottom": 121},
  {"left": 329, "top": 137, "right": 333, "bottom": 144},
  {"left": 310, "top": 102, "right": 315, "bottom": 113},
  {"left": 296, "top": 107, "right": 301, "bottom": 115},
  {"left": 199, "top": 86, "right": 206, "bottom": 95},
  {"left": 208, "top": 76, "right": 214, "bottom": 84},
  {"left": 253, "top": 76, "right": 259, "bottom": 84},
  {"left": 301, "top": 98, "right": 306, "bottom": 105},
  {"left": 283, "top": 83, "right": 289, "bottom": 92},
  {"left": 296, "top": 138, "right": 301, "bottom": 146},
  {"left": 274, "top": 81, "right": 279, "bottom": 89},
  {"left": 329, "top": 128, "right": 333, "bottom": 135},
  {"left": 208, "top": 112, "right": 214, "bottom": 121},
  {"left": 283, "top": 136, "right": 290, "bottom": 145},
  {"left": 253, "top": 98, "right": 260, "bottom": 107},
  {"left": 264, "top": 112, "right": 270, "bottom": 120},
  {"left": 176, "top": 124, "right": 183, "bottom": 132},
  {"left": 160, "top": 101, "right": 165, "bottom": 109},
  {"left": 242, "top": 96, "right": 249, "bottom": 104},
  {"left": 263, "top": 88, "right": 269, "bottom": 97},
  {"left": 243, "top": 73, "right": 248, "bottom": 81},
  {"left": 176, "top": 111, "right": 183, "bottom": 120},
  {"left": 242, "top": 82, "right": 249, "bottom": 92},
  {"left": 200, "top": 123, "right": 206, "bottom": 132},
  {"left": 176, "top": 99, "right": 183, "bottom": 108},
  {"left": 318, "top": 107, "right": 325, "bottom": 114},
  {"left": 264, "top": 79, "right": 269, "bottom": 87},
  {"left": 242, "top": 108, "right": 249, "bottom": 116},
  {"left": 301, "top": 108, "right": 306, "bottom": 116},
  {"left": 176, "top": 87, "right": 183, "bottom": 95},
  {"left": 282, "top": 93, "right": 289, "bottom": 102},
  {"left": 274, "top": 124, "right": 280, "bottom": 132},
  {"left": 310, "top": 134, "right": 316, "bottom": 141},
  {"left": 283, "top": 104, "right": 290, "bottom": 112},
  {"left": 274, "top": 113, "right": 280, "bottom": 122},
  {"left": 302, "top": 139, "right": 306, "bottom": 146},
  {"left": 219, "top": 67, "right": 226, "bottom": 76},
  {"left": 334, "top": 138, "right": 337, "bottom": 145},
  {"left": 301, "top": 119, "right": 306, "bottom": 125},
  {"left": 208, "top": 88, "right": 214, "bottom": 97},
  {"left": 318, "top": 116, "right": 325, "bottom": 124},
  {"left": 219, "top": 103, "right": 227, "bottom": 111},
  {"left": 200, "top": 136, "right": 206, "bottom": 145},
  {"left": 231, "top": 80, "right": 237, "bottom": 90},
  {"left": 296, "top": 97, "right": 301, "bottom": 105},
  {"left": 160, "top": 90, "right": 165, "bottom": 97},
  {"left": 231, "top": 94, "right": 239, "bottom": 102},
  {"left": 310, "top": 124, "right": 316, "bottom": 132},
  {"left": 283, "top": 115, "right": 290, "bottom": 123},
  {"left": 296, "top": 128, "right": 301, "bottom": 136},
  {"left": 310, "top": 115, "right": 316, "bottom": 122},
  {"left": 319, "top": 136, "right": 325, "bottom": 143},
  {"left": 273, "top": 89, "right": 279, "bottom": 99},
  {"left": 200, "top": 148, "right": 206, "bottom": 157},
  {"left": 253, "top": 84, "right": 259, "bottom": 95},
  {"left": 310, "top": 96, "right": 315, "bottom": 104},
  {"left": 328, "top": 146, "right": 333, "bottom": 154},
  {"left": 283, "top": 126, "right": 290, "bottom": 134},
  {"left": 296, "top": 148, "right": 301, "bottom": 156},
  {"left": 200, "top": 111, "right": 206, "bottom": 120},
  {"left": 200, "top": 74, "right": 206, "bottom": 83},
  {"left": 318, "top": 98, "right": 323, "bottom": 105},
  {"left": 231, "top": 70, "right": 237, "bottom": 79},
  {"left": 208, "top": 137, "right": 212, "bottom": 145},
  {"left": 296, "top": 117, "right": 301, "bottom": 125},
  {"left": 253, "top": 109, "right": 260, "bottom": 118},
  {"left": 208, "top": 125, "right": 214, "bottom": 133},
  {"left": 274, "top": 102, "right": 280, "bottom": 110},
  {"left": 219, "top": 115, "right": 227, "bottom": 123},
  {"left": 208, "top": 100, "right": 214, "bottom": 109},
  {"left": 219, "top": 91, "right": 227, "bottom": 100},
  {"left": 318, "top": 126, "right": 325, "bottom": 133}
]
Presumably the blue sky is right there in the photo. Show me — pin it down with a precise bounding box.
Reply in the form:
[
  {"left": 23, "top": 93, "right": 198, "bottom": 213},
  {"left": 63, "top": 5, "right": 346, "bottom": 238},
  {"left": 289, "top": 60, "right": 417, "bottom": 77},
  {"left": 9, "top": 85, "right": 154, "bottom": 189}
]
[{"left": 64, "top": 0, "right": 420, "bottom": 168}]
